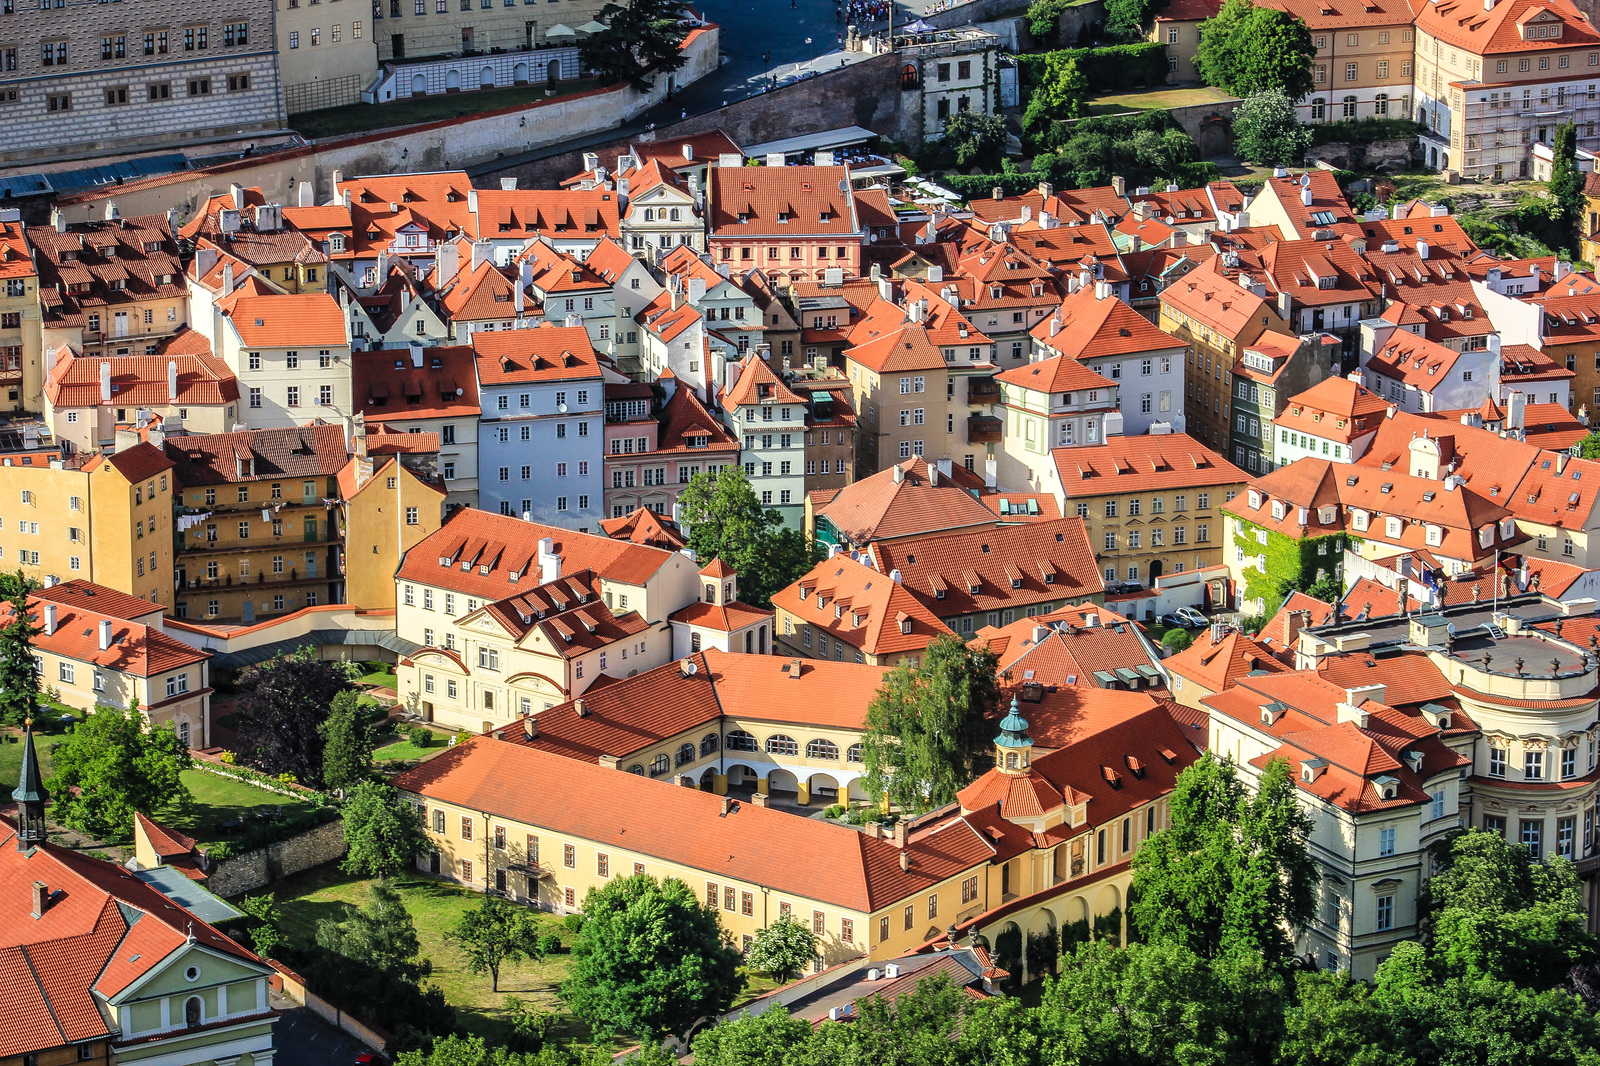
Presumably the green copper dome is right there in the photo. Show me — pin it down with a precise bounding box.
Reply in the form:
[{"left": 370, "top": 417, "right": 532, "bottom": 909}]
[{"left": 994, "top": 695, "right": 1032, "bottom": 750}]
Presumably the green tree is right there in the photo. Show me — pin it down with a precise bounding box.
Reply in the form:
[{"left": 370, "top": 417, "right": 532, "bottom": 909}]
[
  {"left": 238, "top": 892, "right": 284, "bottom": 960},
  {"left": 1232, "top": 89, "right": 1314, "bottom": 166},
  {"left": 1577, "top": 432, "right": 1600, "bottom": 460},
  {"left": 1025, "top": 0, "right": 1074, "bottom": 43},
  {"left": 1422, "top": 828, "right": 1598, "bottom": 988},
  {"left": 341, "top": 779, "right": 430, "bottom": 878},
  {"left": 1105, "top": 0, "right": 1167, "bottom": 41},
  {"left": 691, "top": 1004, "right": 817, "bottom": 1066},
  {"left": 677, "top": 467, "right": 819, "bottom": 608},
  {"left": 1279, "top": 969, "right": 1410, "bottom": 1066},
  {"left": 0, "top": 571, "right": 41, "bottom": 726},
  {"left": 1023, "top": 53, "right": 1089, "bottom": 142},
  {"left": 860, "top": 633, "right": 1000, "bottom": 813},
  {"left": 320, "top": 689, "right": 375, "bottom": 794},
  {"left": 815, "top": 974, "right": 970, "bottom": 1066},
  {"left": 744, "top": 912, "right": 817, "bottom": 983},
  {"left": 1130, "top": 754, "right": 1314, "bottom": 967},
  {"left": 1197, "top": 0, "right": 1316, "bottom": 100},
  {"left": 447, "top": 894, "right": 546, "bottom": 993},
  {"left": 943, "top": 110, "right": 1010, "bottom": 170},
  {"left": 234, "top": 647, "right": 357, "bottom": 786},
  {"left": 579, "top": 0, "right": 689, "bottom": 92},
  {"left": 1549, "top": 119, "right": 1584, "bottom": 248},
  {"left": 560, "top": 874, "right": 744, "bottom": 1039},
  {"left": 1161, "top": 628, "right": 1193, "bottom": 654},
  {"left": 46, "top": 699, "right": 191, "bottom": 839}
]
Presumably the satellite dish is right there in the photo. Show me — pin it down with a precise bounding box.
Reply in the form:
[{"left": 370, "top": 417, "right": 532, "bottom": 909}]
[
  {"left": 558, "top": 402, "right": 568, "bottom": 413},
  {"left": 456, "top": 387, "right": 464, "bottom": 396}
]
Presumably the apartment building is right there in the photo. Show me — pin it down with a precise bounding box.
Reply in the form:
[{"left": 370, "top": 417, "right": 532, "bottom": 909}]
[
  {"left": 182, "top": 194, "right": 331, "bottom": 296},
  {"left": 993, "top": 356, "right": 1119, "bottom": 491},
  {"left": 771, "top": 554, "right": 954, "bottom": 666},
  {"left": 353, "top": 344, "right": 481, "bottom": 510},
  {"left": 474, "top": 325, "right": 605, "bottom": 528},
  {"left": 905, "top": 27, "right": 998, "bottom": 137},
  {"left": 164, "top": 424, "right": 350, "bottom": 622},
  {"left": 1162, "top": 263, "right": 1294, "bottom": 453},
  {"left": 1412, "top": 0, "right": 1600, "bottom": 178},
  {"left": 722, "top": 354, "right": 808, "bottom": 526},
  {"left": 618, "top": 159, "right": 705, "bottom": 258},
  {"left": 1165, "top": 627, "right": 1290, "bottom": 711},
  {"left": 338, "top": 433, "right": 447, "bottom": 612},
  {"left": 1260, "top": 0, "right": 1415, "bottom": 124},
  {"left": 844, "top": 322, "right": 951, "bottom": 478},
  {"left": 0, "top": 0, "right": 283, "bottom": 161},
  {"left": 792, "top": 380, "right": 857, "bottom": 495},
  {"left": 1151, "top": 0, "right": 1221, "bottom": 82},
  {"left": 602, "top": 381, "right": 739, "bottom": 520},
  {"left": 0, "top": 442, "right": 176, "bottom": 608},
  {"left": 708, "top": 166, "right": 865, "bottom": 286},
  {"left": 43, "top": 338, "right": 241, "bottom": 452},
  {"left": 30, "top": 211, "right": 189, "bottom": 363},
  {"left": 278, "top": 0, "right": 380, "bottom": 113},
  {"left": 1272, "top": 376, "right": 1390, "bottom": 467},
  {"left": 0, "top": 210, "right": 41, "bottom": 411},
  {"left": 1229, "top": 332, "right": 1341, "bottom": 475},
  {"left": 1361, "top": 326, "right": 1498, "bottom": 413},
  {"left": 1047, "top": 434, "right": 1246, "bottom": 592}
]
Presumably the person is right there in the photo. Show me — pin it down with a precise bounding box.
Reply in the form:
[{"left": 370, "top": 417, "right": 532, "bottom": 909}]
[{"left": 681, "top": 108, "right": 687, "bottom": 119}]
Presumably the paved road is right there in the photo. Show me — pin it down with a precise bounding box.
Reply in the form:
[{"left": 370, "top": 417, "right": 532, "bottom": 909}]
[{"left": 272, "top": 993, "right": 374, "bottom": 1066}]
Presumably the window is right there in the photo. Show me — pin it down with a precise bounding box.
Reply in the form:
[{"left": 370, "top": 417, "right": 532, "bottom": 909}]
[
  {"left": 597, "top": 852, "right": 609, "bottom": 877},
  {"left": 58, "top": 662, "right": 74, "bottom": 684},
  {"left": 1520, "top": 819, "right": 1542, "bottom": 859},
  {"left": 1525, "top": 750, "right": 1545, "bottom": 780},
  {"left": 563, "top": 844, "right": 576, "bottom": 868},
  {"left": 1489, "top": 746, "right": 1506, "bottom": 777},
  {"left": 1375, "top": 894, "right": 1393, "bottom": 932},
  {"left": 460, "top": 816, "right": 473, "bottom": 841},
  {"left": 1378, "top": 826, "right": 1395, "bottom": 856}
]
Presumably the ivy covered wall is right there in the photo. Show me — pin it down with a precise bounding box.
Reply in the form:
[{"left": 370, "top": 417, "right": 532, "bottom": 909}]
[{"left": 1232, "top": 515, "right": 1345, "bottom": 618}]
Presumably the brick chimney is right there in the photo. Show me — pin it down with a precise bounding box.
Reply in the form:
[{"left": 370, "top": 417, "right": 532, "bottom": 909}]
[
  {"left": 893, "top": 822, "right": 907, "bottom": 848},
  {"left": 31, "top": 880, "right": 47, "bottom": 919}
]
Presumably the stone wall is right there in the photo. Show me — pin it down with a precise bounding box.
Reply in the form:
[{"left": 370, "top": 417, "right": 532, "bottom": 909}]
[
  {"left": 207, "top": 818, "right": 348, "bottom": 897},
  {"left": 476, "top": 50, "right": 911, "bottom": 190},
  {"left": 1309, "top": 137, "right": 1421, "bottom": 172}
]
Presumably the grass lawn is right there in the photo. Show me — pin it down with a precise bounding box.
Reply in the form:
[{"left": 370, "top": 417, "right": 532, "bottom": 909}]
[
  {"left": 162, "top": 768, "right": 315, "bottom": 849},
  {"left": 357, "top": 661, "right": 398, "bottom": 689},
  {"left": 373, "top": 735, "right": 446, "bottom": 763},
  {"left": 291, "top": 79, "right": 603, "bottom": 139},
  {"left": 1082, "top": 85, "right": 1234, "bottom": 115},
  {"left": 0, "top": 720, "right": 65, "bottom": 790}
]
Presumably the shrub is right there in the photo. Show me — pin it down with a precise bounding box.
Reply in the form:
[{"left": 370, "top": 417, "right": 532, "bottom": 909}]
[
  {"left": 407, "top": 725, "right": 432, "bottom": 748},
  {"left": 1308, "top": 116, "right": 1424, "bottom": 146},
  {"left": 219, "top": 750, "right": 236, "bottom": 765},
  {"left": 539, "top": 933, "right": 563, "bottom": 954},
  {"left": 1161, "top": 628, "right": 1194, "bottom": 654},
  {"left": 563, "top": 913, "right": 585, "bottom": 934},
  {"left": 1016, "top": 43, "right": 1169, "bottom": 93}
]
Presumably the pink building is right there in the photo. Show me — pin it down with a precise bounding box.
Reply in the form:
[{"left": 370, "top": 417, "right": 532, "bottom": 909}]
[{"left": 603, "top": 377, "right": 740, "bottom": 519}]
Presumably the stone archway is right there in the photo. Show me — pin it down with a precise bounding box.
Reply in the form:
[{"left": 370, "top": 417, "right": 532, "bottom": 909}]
[
  {"left": 411, "top": 73, "right": 428, "bottom": 96},
  {"left": 445, "top": 68, "right": 462, "bottom": 92},
  {"left": 766, "top": 767, "right": 800, "bottom": 797},
  {"left": 1025, "top": 907, "right": 1059, "bottom": 983},
  {"left": 807, "top": 772, "right": 841, "bottom": 806},
  {"left": 513, "top": 62, "right": 529, "bottom": 84},
  {"left": 479, "top": 65, "right": 496, "bottom": 89}
]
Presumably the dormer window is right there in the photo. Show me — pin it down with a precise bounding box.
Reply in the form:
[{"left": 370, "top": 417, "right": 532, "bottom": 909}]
[
  {"left": 1248, "top": 489, "right": 1262, "bottom": 509},
  {"left": 899, "top": 617, "right": 912, "bottom": 634}
]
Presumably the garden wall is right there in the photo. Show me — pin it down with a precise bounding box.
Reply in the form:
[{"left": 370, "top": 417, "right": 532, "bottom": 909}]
[
  {"left": 271, "top": 961, "right": 392, "bottom": 1055},
  {"left": 208, "top": 819, "right": 348, "bottom": 897},
  {"left": 1310, "top": 137, "right": 1421, "bottom": 172}
]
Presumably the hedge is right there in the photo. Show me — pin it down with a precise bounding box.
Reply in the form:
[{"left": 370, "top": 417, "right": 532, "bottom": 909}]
[
  {"left": 1308, "top": 117, "right": 1425, "bottom": 146},
  {"left": 1016, "top": 43, "right": 1170, "bottom": 93}
]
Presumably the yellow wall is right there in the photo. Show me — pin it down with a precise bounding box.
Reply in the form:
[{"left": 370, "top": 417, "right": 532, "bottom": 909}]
[
  {"left": 342, "top": 460, "right": 444, "bottom": 612},
  {"left": 845, "top": 363, "right": 953, "bottom": 477},
  {"left": 0, "top": 267, "right": 43, "bottom": 412},
  {"left": 277, "top": 0, "right": 380, "bottom": 114}
]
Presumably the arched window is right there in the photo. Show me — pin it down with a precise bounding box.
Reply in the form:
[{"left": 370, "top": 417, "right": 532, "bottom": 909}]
[
  {"left": 1311, "top": 97, "right": 1326, "bottom": 120},
  {"left": 766, "top": 734, "right": 799, "bottom": 757},
  {"left": 676, "top": 742, "right": 696, "bottom": 767},
  {"left": 650, "top": 754, "right": 670, "bottom": 776},
  {"left": 330, "top": 233, "right": 345, "bottom": 252},
  {"left": 899, "top": 63, "right": 919, "bottom": 89},
  {"left": 1342, "top": 95, "right": 1358, "bottom": 118},
  {"left": 1374, "top": 93, "right": 1389, "bottom": 115},
  {"left": 1006, "top": 752, "right": 1018, "bottom": 769},
  {"left": 701, "top": 732, "right": 720, "bottom": 755},
  {"left": 628, "top": 764, "right": 646, "bottom": 775},
  {"left": 670, "top": 208, "right": 681, "bottom": 221},
  {"left": 704, "top": 583, "right": 716, "bottom": 602},
  {"left": 644, "top": 208, "right": 655, "bottom": 221},
  {"left": 806, "top": 738, "right": 839, "bottom": 760},
  {"left": 847, "top": 743, "right": 863, "bottom": 763},
  {"left": 185, "top": 997, "right": 203, "bottom": 1028},
  {"left": 726, "top": 729, "right": 758, "bottom": 752}
]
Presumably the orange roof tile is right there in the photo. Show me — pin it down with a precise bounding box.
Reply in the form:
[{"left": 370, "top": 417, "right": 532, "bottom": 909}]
[
  {"left": 225, "top": 292, "right": 346, "bottom": 347},
  {"left": 868, "top": 518, "right": 1103, "bottom": 618},
  {"left": 354, "top": 346, "right": 481, "bottom": 422},
  {"left": 1165, "top": 628, "right": 1289, "bottom": 692},
  {"left": 1053, "top": 433, "right": 1246, "bottom": 494},
  {"left": 818, "top": 456, "right": 999, "bottom": 545},
  {"left": 774, "top": 555, "right": 955, "bottom": 656},
  {"left": 473, "top": 325, "right": 601, "bottom": 385}
]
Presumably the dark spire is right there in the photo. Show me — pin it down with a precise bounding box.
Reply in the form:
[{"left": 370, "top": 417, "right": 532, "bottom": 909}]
[{"left": 13, "top": 717, "right": 48, "bottom": 851}]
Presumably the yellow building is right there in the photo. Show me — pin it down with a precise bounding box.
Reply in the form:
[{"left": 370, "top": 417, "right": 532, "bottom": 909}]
[
  {"left": 0, "top": 209, "right": 42, "bottom": 412},
  {"left": 0, "top": 442, "right": 177, "bottom": 609},
  {"left": 181, "top": 189, "right": 332, "bottom": 295},
  {"left": 276, "top": 0, "right": 380, "bottom": 113},
  {"left": 22, "top": 581, "right": 213, "bottom": 747},
  {"left": 165, "top": 424, "right": 350, "bottom": 622},
  {"left": 844, "top": 322, "right": 955, "bottom": 476},
  {"left": 1151, "top": 0, "right": 1220, "bottom": 83},
  {"left": 338, "top": 426, "right": 447, "bottom": 612}
]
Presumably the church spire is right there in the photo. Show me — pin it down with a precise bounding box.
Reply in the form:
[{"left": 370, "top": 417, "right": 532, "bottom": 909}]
[
  {"left": 994, "top": 695, "right": 1034, "bottom": 775},
  {"left": 13, "top": 717, "right": 49, "bottom": 851}
]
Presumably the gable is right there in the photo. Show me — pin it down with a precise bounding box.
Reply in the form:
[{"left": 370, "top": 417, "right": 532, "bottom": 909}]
[{"left": 114, "top": 943, "right": 266, "bottom": 1004}]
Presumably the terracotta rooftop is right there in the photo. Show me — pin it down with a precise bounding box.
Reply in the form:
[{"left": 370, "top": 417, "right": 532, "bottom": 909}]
[
  {"left": 775, "top": 554, "right": 955, "bottom": 657},
  {"left": 817, "top": 456, "right": 996, "bottom": 545}
]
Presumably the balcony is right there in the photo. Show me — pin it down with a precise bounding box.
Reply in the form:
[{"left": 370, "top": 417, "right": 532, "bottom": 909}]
[
  {"left": 177, "top": 536, "right": 341, "bottom": 556},
  {"left": 967, "top": 378, "right": 1000, "bottom": 404},
  {"left": 967, "top": 415, "right": 1003, "bottom": 445}
]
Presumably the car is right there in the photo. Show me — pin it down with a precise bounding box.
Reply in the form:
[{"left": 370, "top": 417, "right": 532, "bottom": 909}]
[
  {"left": 354, "top": 1055, "right": 378, "bottom": 1066},
  {"left": 1158, "top": 613, "right": 1188, "bottom": 629},
  {"left": 1175, "top": 606, "right": 1209, "bottom": 628}
]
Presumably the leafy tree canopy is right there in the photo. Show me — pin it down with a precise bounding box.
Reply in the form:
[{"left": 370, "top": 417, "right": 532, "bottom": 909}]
[
  {"left": 320, "top": 688, "right": 375, "bottom": 794},
  {"left": 860, "top": 633, "right": 1000, "bottom": 813},
  {"left": 677, "top": 467, "right": 819, "bottom": 608},
  {"left": 1232, "top": 89, "right": 1314, "bottom": 167},
  {"left": 1549, "top": 119, "right": 1585, "bottom": 251},
  {"left": 341, "top": 779, "right": 430, "bottom": 879},
  {"left": 0, "top": 570, "right": 42, "bottom": 726},
  {"left": 1023, "top": 53, "right": 1089, "bottom": 139},
  {"left": 744, "top": 912, "right": 817, "bottom": 983},
  {"left": 447, "top": 894, "right": 546, "bottom": 993},
  {"left": 46, "top": 699, "right": 191, "bottom": 840},
  {"left": 1130, "top": 754, "right": 1315, "bottom": 967},
  {"left": 1105, "top": 0, "right": 1169, "bottom": 41},
  {"left": 234, "top": 647, "right": 356, "bottom": 786},
  {"left": 560, "top": 874, "right": 744, "bottom": 1039},
  {"left": 1197, "top": 0, "right": 1316, "bottom": 100},
  {"left": 579, "top": 0, "right": 689, "bottom": 92},
  {"left": 943, "top": 110, "right": 1010, "bottom": 171}
]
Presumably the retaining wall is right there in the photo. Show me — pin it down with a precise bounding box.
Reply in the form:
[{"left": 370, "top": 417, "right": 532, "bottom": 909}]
[
  {"left": 207, "top": 818, "right": 348, "bottom": 897},
  {"left": 1309, "top": 136, "right": 1421, "bottom": 171}
]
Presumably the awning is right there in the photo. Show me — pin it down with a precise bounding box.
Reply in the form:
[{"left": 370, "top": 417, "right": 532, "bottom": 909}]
[
  {"left": 577, "top": 20, "right": 608, "bottom": 33},
  {"left": 545, "top": 23, "right": 577, "bottom": 36}
]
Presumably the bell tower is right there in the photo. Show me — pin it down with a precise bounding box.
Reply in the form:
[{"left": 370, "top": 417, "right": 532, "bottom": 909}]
[
  {"left": 13, "top": 717, "right": 49, "bottom": 851},
  {"left": 993, "top": 695, "right": 1034, "bottom": 775}
]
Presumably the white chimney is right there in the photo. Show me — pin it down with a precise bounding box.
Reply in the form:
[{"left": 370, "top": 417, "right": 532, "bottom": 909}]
[
  {"left": 682, "top": 144, "right": 694, "bottom": 160},
  {"left": 99, "top": 362, "right": 111, "bottom": 404},
  {"left": 298, "top": 180, "right": 315, "bottom": 208},
  {"left": 538, "top": 537, "right": 560, "bottom": 583},
  {"left": 410, "top": 341, "right": 424, "bottom": 369},
  {"left": 43, "top": 604, "right": 56, "bottom": 635},
  {"left": 927, "top": 265, "right": 943, "bottom": 283},
  {"left": 167, "top": 360, "right": 178, "bottom": 402},
  {"left": 1416, "top": 240, "right": 1429, "bottom": 260},
  {"left": 890, "top": 568, "right": 902, "bottom": 584},
  {"left": 892, "top": 464, "right": 904, "bottom": 484},
  {"left": 1301, "top": 185, "right": 1313, "bottom": 206},
  {"left": 435, "top": 240, "right": 459, "bottom": 285},
  {"left": 222, "top": 262, "right": 234, "bottom": 295},
  {"left": 98, "top": 619, "right": 112, "bottom": 651}
]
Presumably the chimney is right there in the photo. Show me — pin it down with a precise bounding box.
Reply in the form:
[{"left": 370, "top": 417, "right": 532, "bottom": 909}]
[
  {"left": 436, "top": 239, "right": 459, "bottom": 284},
  {"left": 298, "top": 180, "right": 315, "bottom": 208},
  {"left": 682, "top": 144, "right": 694, "bottom": 160},
  {"left": 222, "top": 262, "right": 234, "bottom": 295},
  {"left": 99, "top": 362, "right": 111, "bottom": 404},
  {"left": 788, "top": 658, "right": 803, "bottom": 678},
  {"left": 98, "top": 619, "right": 112, "bottom": 651},
  {"left": 43, "top": 604, "right": 56, "bottom": 635},
  {"left": 1301, "top": 185, "right": 1313, "bottom": 206},
  {"left": 1111, "top": 175, "right": 1126, "bottom": 197},
  {"left": 522, "top": 715, "right": 538, "bottom": 740},
  {"left": 538, "top": 537, "right": 560, "bottom": 583},
  {"left": 892, "top": 822, "right": 906, "bottom": 848},
  {"left": 575, "top": 698, "right": 589, "bottom": 717},
  {"left": 1416, "top": 240, "right": 1429, "bottom": 260},
  {"left": 687, "top": 276, "right": 706, "bottom": 305},
  {"left": 31, "top": 881, "right": 47, "bottom": 919},
  {"left": 168, "top": 360, "right": 178, "bottom": 403},
  {"left": 899, "top": 851, "right": 910, "bottom": 872},
  {"left": 892, "top": 464, "right": 904, "bottom": 484},
  {"left": 721, "top": 795, "right": 734, "bottom": 814},
  {"left": 752, "top": 792, "right": 770, "bottom": 807},
  {"left": 409, "top": 342, "right": 424, "bottom": 369}
]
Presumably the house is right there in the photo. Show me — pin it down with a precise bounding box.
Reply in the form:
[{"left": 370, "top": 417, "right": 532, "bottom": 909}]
[
  {"left": 474, "top": 325, "right": 605, "bottom": 529},
  {"left": 973, "top": 602, "right": 1169, "bottom": 695},
  {"left": 1165, "top": 626, "right": 1291, "bottom": 710},
  {"left": 810, "top": 456, "right": 997, "bottom": 550},
  {"left": 772, "top": 554, "right": 955, "bottom": 666},
  {"left": 1361, "top": 326, "right": 1498, "bottom": 414},
  {"left": 1, "top": 726, "right": 275, "bottom": 1066},
  {"left": 338, "top": 426, "right": 447, "bottom": 613},
  {"left": 993, "top": 354, "right": 1120, "bottom": 491},
  {"left": 723, "top": 353, "right": 809, "bottom": 527},
  {"left": 1230, "top": 332, "right": 1342, "bottom": 475},
  {"left": 669, "top": 560, "right": 775, "bottom": 658},
  {"left": 353, "top": 344, "right": 481, "bottom": 511},
  {"left": 179, "top": 185, "right": 330, "bottom": 294},
  {"left": 1273, "top": 376, "right": 1390, "bottom": 467},
  {"left": 707, "top": 166, "right": 865, "bottom": 286},
  {"left": 164, "top": 424, "right": 351, "bottom": 622},
  {"left": 791, "top": 378, "right": 858, "bottom": 496},
  {"left": 1050, "top": 433, "right": 1247, "bottom": 592},
  {"left": 203, "top": 282, "right": 352, "bottom": 431},
  {"left": 0, "top": 209, "right": 39, "bottom": 411},
  {"left": 603, "top": 380, "right": 740, "bottom": 521},
  {"left": 1150, "top": 0, "right": 1222, "bottom": 81},
  {"left": 1245, "top": 171, "right": 1363, "bottom": 243},
  {"left": 618, "top": 159, "right": 706, "bottom": 259},
  {"left": 43, "top": 333, "right": 241, "bottom": 450},
  {"left": 844, "top": 321, "right": 952, "bottom": 477}
]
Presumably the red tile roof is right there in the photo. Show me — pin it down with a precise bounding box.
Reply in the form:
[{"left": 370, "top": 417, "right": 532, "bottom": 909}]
[
  {"left": 708, "top": 166, "right": 861, "bottom": 240},
  {"left": 40, "top": 580, "right": 163, "bottom": 622},
  {"left": 473, "top": 325, "right": 601, "bottom": 385},
  {"left": 818, "top": 456, "right": 997, "bottom": 545},
  {"left": 1052, "top": 433, "right": 1246, "bottom": 494},
  {"left": 1165, "top": 628, "right": 1289, "bottom": 692},
  {"left": 995, "top": 353, "right": 1116, "bottom": 395},
  {"left": 599, "top": 507, "right": 689, "bottom": 550},
  {"left": 1274, "top": 376, "right": 1389, "bottom": 445},
  {"left": 164, "top": 424, "right": 349, "bottom": 485},
  {"left": 44, "top": 345, "right": 240, "bottom": 409},
  {"left": 1029, "top": 287, "right": 1184, "bottom": 360},
  {"left": 975, "top": 603, "right": 1166, "bottom": 693},
  {"left": 776, "top": 555, "right": 955, "bottom": 656},
  {"left": 224, "top": 292, "right": 347, "bottom": 347},
  {"left": 394, "top": 733, "right": 987, "bottom": 912},
  {"left": 12, "top": 594, "right": 208, "bottom": 677},
  {"left": 353, "top": 346, "right": 481, "bottom": 422}
]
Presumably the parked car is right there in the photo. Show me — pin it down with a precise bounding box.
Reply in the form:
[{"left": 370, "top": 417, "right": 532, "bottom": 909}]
[
  {"left": 1175, "top": 606, "right": 1209, "bottom": 627},
  {"left": 1158, "top": 614, "right": 1189, "bottom": 629}
]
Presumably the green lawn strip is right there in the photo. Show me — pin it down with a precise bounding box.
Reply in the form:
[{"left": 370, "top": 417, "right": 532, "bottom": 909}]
[
  {"left": 357, "top": 661, "right": 398, "bottom": 689},
  {"left": 161, "top": 768, "right": 316, "bottom": 849},
  {"left": 373, "top": 737, "right": 445, "bottom": 763},
  {"left": 0, "top": 720, "right": 64, "bottom": 790},
  {"left": 291, "top": 79, "right": 604, "bottom": 139}
]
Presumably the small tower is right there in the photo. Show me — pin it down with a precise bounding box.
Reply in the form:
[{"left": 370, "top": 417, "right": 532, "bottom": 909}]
[
  {"left": 700, "top": 558, "right": 738, "bottom": 605},
  {"left": 993, "top": 695, "right": 1034, "bottom": 775},
  {"left": 13, "top": 717, "right": 49, "bottom": 851}
]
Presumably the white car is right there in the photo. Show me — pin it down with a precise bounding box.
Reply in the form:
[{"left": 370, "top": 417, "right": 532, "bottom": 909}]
[{"left": 1174, "top": 606, "right": 1208, "bottom": 628}]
